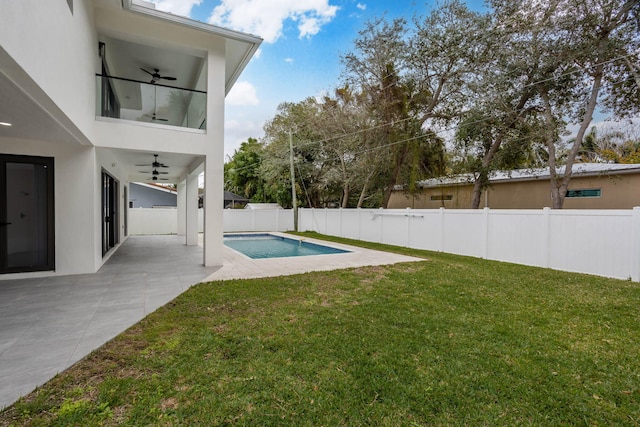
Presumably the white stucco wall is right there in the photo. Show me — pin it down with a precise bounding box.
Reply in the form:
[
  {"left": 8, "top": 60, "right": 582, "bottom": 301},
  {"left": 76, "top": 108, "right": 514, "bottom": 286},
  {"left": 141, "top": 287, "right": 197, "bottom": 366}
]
[
  {"left": 1, "top": 0, "right": 235, "bottom": 276},
  {"left": 0, "top": 0, "right": 98, "bottom": 142},
  {"left": 0, "top": 138, "right": 99, "bottom": 276}
]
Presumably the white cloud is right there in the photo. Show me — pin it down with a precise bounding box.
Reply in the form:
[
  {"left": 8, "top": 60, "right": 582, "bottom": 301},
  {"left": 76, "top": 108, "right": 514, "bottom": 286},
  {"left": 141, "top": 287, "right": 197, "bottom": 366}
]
[
  {"left": 208, "top": 0, "right": 339, "bottom": 43},
  {"left": 285, "top": 57, "right": 294, "bottom": 64},
  {"left": 357, "top": 3, "right": 366, "bottom": 11},
  {"left": 147, "top": 0, "right": 202, "bottom": 17},
  {"left": 224, "top": 118, "right": 265, "bottom": 158},
  {"left": 226, "top": 81, "right": 259, "bottom": 106}
]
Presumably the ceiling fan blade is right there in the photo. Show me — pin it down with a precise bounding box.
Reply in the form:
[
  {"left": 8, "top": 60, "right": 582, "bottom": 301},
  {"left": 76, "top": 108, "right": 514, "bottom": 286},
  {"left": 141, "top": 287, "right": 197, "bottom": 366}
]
[
  {"left": 143, "top": 114, "right": 169, "bottom": 122},
  {"left": 140, "top": 67, "right": 154, "bottom": 76},
  {"left": 160, "top": 76, "right": 177, "bottom": 81}
]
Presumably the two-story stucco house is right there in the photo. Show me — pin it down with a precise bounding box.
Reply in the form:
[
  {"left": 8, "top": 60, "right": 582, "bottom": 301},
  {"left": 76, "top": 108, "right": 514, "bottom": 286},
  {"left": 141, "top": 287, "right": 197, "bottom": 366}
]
[{"left": 0, "top": 0, "right": 262, "bottom": 277}]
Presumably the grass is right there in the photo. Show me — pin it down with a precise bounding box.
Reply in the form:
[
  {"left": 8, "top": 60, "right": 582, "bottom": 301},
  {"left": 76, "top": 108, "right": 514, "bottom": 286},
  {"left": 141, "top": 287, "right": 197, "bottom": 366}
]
[{"left": 2, "top": 232, "right": 640, "bottom": 426}]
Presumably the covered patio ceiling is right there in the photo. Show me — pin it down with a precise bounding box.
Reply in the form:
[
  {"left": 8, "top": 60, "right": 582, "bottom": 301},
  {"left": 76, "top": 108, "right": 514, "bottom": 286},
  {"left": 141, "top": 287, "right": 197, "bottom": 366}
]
[
  {"left": 0, "top": 45, "right": 202, "bottom": 185},
  {"left": 111, "top": 149, "right": 203, "bottom": 184}
]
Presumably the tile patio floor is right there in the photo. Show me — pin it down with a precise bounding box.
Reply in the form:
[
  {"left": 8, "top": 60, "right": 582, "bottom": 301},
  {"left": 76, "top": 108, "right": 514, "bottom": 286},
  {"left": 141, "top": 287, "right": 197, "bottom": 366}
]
[{"left": 0, "top": 233, "right": 421, "bottom": 409}]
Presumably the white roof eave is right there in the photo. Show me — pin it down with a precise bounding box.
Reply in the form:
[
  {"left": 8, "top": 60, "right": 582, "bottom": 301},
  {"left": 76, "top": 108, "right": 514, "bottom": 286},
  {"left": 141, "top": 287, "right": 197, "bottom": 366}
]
[{"left": 418, "top": 163, "right": 640, "bottom": 189}]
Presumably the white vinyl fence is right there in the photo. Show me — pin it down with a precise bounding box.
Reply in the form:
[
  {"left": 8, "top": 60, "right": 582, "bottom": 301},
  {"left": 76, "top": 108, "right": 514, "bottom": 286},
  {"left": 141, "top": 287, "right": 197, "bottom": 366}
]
[
  {"left": 128, "top": 206, "right": 640, "bottom": 281},
  {"left": 128, "top": 208, "right": 294, "bottom": 235},
  {"left": 298, "top": 207, "right": 640, "bottom": 282}
]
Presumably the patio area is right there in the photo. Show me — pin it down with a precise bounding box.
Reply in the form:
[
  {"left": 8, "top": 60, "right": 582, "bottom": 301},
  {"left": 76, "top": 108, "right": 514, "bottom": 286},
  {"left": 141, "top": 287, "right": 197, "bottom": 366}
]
[{"left": 0, "top": 233, "right": 421, "bottom": 409}]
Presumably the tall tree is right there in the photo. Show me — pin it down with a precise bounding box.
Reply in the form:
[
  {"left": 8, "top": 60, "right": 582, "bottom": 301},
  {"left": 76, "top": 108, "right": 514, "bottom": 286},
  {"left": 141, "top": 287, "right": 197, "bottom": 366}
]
[
  {"left": 456, "top": 0, "right": 560, "bottom": 208},
  {"left": 224, "top": 138, "right": 268, "bottom": 202},
  {"left": 261, "top": 99, "right": 329, "bottom": 208},
  {"left": 531, "top": 0, "right": 640, "bottom": 208},
  {"left": 340, "top": 4, "right": 470, "bottom": 207}
]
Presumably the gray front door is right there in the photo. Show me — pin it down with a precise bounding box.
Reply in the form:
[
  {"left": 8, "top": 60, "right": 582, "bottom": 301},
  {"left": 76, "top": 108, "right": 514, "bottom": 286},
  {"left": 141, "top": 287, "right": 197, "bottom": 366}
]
[{"left": 0, "top": 154, "right": 55, "bottom": 273}]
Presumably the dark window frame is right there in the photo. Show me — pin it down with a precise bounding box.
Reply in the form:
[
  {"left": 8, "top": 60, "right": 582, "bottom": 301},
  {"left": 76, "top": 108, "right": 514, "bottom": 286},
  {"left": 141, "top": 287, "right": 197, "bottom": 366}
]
[
  {"left": 565, "top": 189, "right": 602, "bottom": 198},
  {"left": 430, "top": 194, "right": 454, "bottom": 201},
  {"left": 101, "top": 169, "right": 119, "bottom": 256},
  {"left": 0, "top": 154, "right": 55, "bottom": 273}
]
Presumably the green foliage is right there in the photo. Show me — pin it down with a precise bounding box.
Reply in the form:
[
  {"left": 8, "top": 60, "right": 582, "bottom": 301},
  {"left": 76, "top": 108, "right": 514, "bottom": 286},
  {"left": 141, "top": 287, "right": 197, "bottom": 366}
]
[
  {"left": 227, "top": 0, "right": 639, "bottom": 208},
  {"left": 224, "top": 138, "right": 269, "bottom": 203},
  {"left": 578, "top": 126, "right": 640, "bottom": 164}
]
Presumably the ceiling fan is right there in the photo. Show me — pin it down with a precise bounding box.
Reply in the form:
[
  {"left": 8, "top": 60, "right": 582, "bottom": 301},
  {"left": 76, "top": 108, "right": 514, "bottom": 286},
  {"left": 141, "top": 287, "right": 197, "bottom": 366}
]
[
  {"left": 144, "top": 113, "right": 168, "bottom": 122},
  {"left": 139, "top": 168, "right": 170, "bottom": 182},
  {"left": 140, "top": 68, "right": 177, "bottom": 84},
  {"left": 135, "top": 154, "right": 169, "bottom": 169}
]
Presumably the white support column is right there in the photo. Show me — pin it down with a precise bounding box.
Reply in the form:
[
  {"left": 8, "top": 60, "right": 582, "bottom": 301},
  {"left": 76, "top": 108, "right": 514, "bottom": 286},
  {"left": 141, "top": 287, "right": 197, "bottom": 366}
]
[
  {"left": 202, "top": 44, "right": 225, "bottom": 267},
  {"left": 203, "top": 156, "right": 224, "bottom": 266},
  {"left": 177, "top": 178, "right": 186, "bottom": 238},
  {"left": 186, "top": 171, "right": 198, "bottom": 246}
]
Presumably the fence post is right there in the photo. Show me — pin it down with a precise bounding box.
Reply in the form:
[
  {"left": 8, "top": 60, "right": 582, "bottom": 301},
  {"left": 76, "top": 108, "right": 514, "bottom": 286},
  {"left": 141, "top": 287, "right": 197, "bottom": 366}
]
[
  {"left": 632, "top": 207, "right": 640, "bottom": 282},
  {"left": 439, "top": 207, "right": 445, "bottom": 252},
  {"left": 379, "top": 207, "right": 384, "bottom": 243},
  {"left": 482, "top": 207, "right": 490, "bottom": 259},
  {"left": 323, "top": 208, "right": 327, "bottom": 235},
  {"left": 406, "top": 207, "right": 411, "bottom": 247},
  {"left": 542, "top": 207, "right": 551, "bottom": 268}
]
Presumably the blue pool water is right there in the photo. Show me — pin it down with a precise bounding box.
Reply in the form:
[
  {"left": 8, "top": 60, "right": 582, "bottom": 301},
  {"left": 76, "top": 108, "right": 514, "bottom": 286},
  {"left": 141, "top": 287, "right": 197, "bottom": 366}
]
[{"left": 224, "top": 234, "right": 350, "bottom": 259}]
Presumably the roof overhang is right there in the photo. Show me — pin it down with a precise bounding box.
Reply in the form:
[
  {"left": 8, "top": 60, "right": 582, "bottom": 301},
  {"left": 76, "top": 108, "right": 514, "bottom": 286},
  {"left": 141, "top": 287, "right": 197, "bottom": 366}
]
[{"left": 413, "top": 164, "right": 640, "bottom": 190}]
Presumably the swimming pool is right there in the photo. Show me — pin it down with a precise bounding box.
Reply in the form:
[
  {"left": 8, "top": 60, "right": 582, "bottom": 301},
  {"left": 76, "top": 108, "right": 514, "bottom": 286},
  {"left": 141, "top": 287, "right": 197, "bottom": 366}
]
[{"left": 223, "top": 234, "right": 350, "bottom": 259}]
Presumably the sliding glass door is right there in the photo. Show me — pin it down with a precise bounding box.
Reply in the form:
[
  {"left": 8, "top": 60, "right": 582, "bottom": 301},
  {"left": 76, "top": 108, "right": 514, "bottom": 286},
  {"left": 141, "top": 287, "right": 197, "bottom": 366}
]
[
  {"left": 102, "top": 169, "right": 119, "bottom": 256},
  {"left": 0, "top": 154, "right": 55, "bottom": 273}
]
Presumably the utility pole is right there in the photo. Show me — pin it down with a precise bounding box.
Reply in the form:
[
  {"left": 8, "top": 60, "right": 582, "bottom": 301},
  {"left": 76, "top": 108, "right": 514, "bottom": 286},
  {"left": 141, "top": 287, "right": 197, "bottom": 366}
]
[{"left": 289, "top": 131, "right": 298, "bottom": 231}]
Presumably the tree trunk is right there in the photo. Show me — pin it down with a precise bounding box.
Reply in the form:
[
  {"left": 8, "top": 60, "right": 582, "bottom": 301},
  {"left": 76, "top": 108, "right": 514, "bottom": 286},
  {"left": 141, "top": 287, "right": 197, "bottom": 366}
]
[
  {"left": 357, "top": 171, "right": 373, "bottom": 208},
  {"left": 341, "top": 183, "right": 350, "bottom": 208},
  {"left": 542, "top": 61, "right": 604, "bottom": 208},
  {"left": 470, "top": 135, "right": 503, "bottom": 209},
  {"left": 469, "top": 91, "right": 532, "bottom": 208},
  {"left": 471, "top": 178, "right": 484, "bottom": 209},
  {"left": 382, "top": 144, "right": 410, "bottom": 208}
]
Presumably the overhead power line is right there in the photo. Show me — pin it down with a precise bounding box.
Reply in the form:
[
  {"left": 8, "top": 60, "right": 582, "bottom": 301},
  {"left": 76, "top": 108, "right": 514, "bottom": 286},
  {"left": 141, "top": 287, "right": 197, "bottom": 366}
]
[{"left": 226, "top": 71, "right": 638, "bottom": 175}]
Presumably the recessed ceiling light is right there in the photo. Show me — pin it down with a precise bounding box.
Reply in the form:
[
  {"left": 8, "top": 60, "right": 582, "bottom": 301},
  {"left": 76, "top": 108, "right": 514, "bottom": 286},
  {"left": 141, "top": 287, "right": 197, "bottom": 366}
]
[{"left": 0, "top": 122, "right": 12, "bottom": 127}]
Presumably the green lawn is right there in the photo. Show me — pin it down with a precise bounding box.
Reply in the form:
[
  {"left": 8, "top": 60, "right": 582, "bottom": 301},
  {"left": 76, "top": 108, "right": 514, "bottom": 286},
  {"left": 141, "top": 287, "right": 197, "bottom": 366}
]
[{"left": 2, "top": 232, "right": 640, "bottom": 426}]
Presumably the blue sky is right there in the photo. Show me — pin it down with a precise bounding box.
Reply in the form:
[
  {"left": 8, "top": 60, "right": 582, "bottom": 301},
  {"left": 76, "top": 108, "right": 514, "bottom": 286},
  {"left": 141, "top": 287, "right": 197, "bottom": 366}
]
[{"left": 147, "top": 0, "right": 486, "bottom": 158}]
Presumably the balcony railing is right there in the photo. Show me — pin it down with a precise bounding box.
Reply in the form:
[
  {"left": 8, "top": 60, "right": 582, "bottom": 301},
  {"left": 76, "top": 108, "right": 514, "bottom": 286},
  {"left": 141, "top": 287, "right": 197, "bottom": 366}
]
[{"left": 96, "top": 74, "right": 206, "bottom": 130}]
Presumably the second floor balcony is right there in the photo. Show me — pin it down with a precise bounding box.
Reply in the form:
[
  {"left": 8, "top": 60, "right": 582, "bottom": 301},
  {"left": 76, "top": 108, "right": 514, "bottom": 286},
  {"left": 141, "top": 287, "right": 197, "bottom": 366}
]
[{"left": 96, "top": 74, "right": 206, "bottom": 130}]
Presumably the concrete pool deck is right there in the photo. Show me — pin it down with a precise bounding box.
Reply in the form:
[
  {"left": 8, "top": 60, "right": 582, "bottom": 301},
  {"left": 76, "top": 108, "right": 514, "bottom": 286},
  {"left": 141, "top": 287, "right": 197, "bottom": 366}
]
[
  {"left": 204, "top": 232, "right": 423, "bottom": 281},
  {"left": 0, "top": 233, "right": 423, "bottom": 409}
]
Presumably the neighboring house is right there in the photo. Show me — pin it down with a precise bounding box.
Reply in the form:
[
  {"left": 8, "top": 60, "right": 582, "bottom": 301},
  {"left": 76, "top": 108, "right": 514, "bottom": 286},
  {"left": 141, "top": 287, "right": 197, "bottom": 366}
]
[
  {"left": 129, "top": 182, "right": 177, "bottom": 208},
  {"left": 0, "top": 0, "right": 261, "bottom": 276},
  {"left": 197, "top": 190, "right": 249, "bottom": 208},
  {"left": 224, "top": 191, "right": 250, "bottom": 209},
  {"left": 388, "top": 163, "right": 640, "bottom": 209}
]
